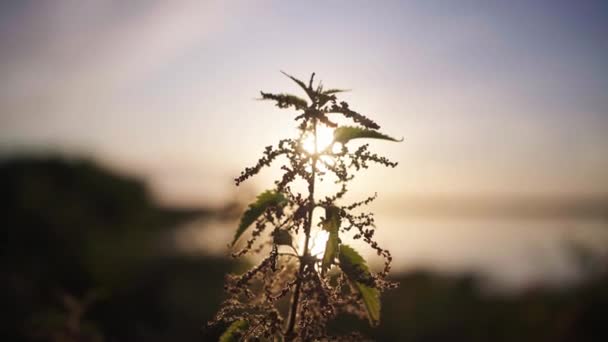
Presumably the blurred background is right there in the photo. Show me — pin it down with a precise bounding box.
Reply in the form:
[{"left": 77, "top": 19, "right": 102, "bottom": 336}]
[{"left": 1, "top": 1, "right": 607, "bottom": 341}]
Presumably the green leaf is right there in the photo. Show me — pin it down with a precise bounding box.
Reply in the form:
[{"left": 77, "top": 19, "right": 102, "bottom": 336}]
[
  {"left": 232, "top": 190, "right": 286, "bottom": 246},
  {"left": 219, "top": 320, "right": 249, "bottom": 342},
  {"left": 321, "top": 206, "right": 341, "bottom": 275},
  {"left": 355, "top": 282, "right": 381, "bottom": 326},
  {"left": 322, "top": 231, "right": 339, "bottom": 276},
  {"left": 260, "top": 92, "right": 308, "bottom": 111},
  {"left": 333, "top": 126, "right": 402, "bottom": 145},
  {"left": 339, "top": 244, "right": 380, "bottom": 326},
  {"left": 339, "top": 244, "right": 370, "bottom": 276}
]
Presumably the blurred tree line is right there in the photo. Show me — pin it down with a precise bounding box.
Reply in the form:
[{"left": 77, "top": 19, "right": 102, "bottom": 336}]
[
  {"left": 1, "top": 155, "right": 606, "bottom": 341},
  {"left": 1, "top": 156, "right": 236, "bottom": 341}
]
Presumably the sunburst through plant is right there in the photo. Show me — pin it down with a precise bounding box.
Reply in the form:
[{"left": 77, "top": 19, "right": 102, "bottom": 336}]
[
  {"left": 211, "top": 72, "right": 402, "bottom": 341},
  {"left": 301, "top": 124, "right": 334, "bottom": 154},
  {"left": 300, "top": 124, "right": 341, "bottom": 173}
]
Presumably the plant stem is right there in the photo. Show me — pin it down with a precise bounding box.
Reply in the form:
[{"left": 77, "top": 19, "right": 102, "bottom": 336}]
[{"left": 285, "top": 118, "right": 318, "bottom": 339}]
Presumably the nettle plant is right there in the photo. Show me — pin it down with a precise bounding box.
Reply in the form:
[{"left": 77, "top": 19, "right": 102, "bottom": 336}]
[{"left": 211, "top": 72, "right": 401, "bottom": 341}]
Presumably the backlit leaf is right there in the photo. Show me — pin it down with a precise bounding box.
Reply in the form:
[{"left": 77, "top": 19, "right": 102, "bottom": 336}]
[
  {"left": 339, "top": 244, "right": 369, "bottom": 276},
  {"left": 355, "top": 282, "right": 381, "bottom": 325},
  {"left": 323, "top": 88, "right": 350, "bottom": 95},
  {"left": 339, "top": 244, "right": 380, "bottom": 325},
  {"left": 219, "top": 320, "right": 249, "bottom": 342},
  {"left": 333, "top": 126, "right": 402, "bottom": 145},
  {"left": 328, "top": 102, "right": 380, "bottom": 129},
  {"left": 232, "top": 190, "right": 286, "bottom": 246},
  {"left": 321, "top": 206, "right": 341, "bottom": 275},
  {"left": 260, "top": 92, "right": 308, "bottom": 111}
]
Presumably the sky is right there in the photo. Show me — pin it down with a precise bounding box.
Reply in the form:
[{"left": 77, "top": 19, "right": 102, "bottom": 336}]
[{"left": 1, "top": 0, "right": 607, "bottom": 206}]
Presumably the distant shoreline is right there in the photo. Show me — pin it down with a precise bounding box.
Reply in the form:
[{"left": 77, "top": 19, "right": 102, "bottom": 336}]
[{"left": 378, "top": 195, "right": 608, "bottom": 220}]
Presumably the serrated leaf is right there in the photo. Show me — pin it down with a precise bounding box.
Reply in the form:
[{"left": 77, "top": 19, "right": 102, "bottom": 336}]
[
  {"left": 321, "top": 206, "right": 341, "bottom": 275},
  {"left": 328, "top": 102, "right": 380, "bottom": 129},
  {"left": 339, "top": 244, "right": 380, "bottom": 325},
  {"left": 219, "top": 320, "right": 249, "bottom": 342},
  {"left": 355, "top": 282, "right": 381, "bottom": 325},
  {"left": 272, "top": 229, "right": 293, "bottom": 246},
  {"left": 334, "top": 126, "right": 402, "bottom": 145},
  {"left": 232, "top": 190, "right": 286, "bottom": 246},
  {"left": 339, "top": 244, "right": 369, "bottom": 276},
  {"left": 260, "top": 92, "right": 308, "bottom": 111}
]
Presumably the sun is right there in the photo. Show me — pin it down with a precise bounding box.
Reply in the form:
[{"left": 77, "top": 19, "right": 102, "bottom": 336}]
[
  {"left": 301, "top": 125, "right": 343, "bottom": 173},
  {"left": 298, "top": 124, "right": 340, "bottom": 257},
  {"left": 301, "top": 124, "right": 335, "bottom": 154}
]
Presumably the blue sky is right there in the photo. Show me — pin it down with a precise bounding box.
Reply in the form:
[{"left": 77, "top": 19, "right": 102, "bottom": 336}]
[{"left": 1, "top": 0, "right": 607, "bottom": 205}]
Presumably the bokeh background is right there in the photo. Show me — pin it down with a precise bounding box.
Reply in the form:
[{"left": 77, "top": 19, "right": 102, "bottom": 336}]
[{"left": 2, "top": 1, "right": 607, "bottom": 341}]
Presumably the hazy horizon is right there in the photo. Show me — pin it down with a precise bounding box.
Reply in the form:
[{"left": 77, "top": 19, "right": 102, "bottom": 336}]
[{"left": 1, "top": 0, "right": 607, "bottom": 208}]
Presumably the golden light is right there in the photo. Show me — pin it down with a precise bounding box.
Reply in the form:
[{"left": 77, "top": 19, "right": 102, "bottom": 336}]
[
  {"left": 301, "top": 124, "right": 335, "bottom": 154},
  {"left": 332, "top": 142, "right": 343, "bottom": 154},
  {"left": 301, "top": 124, "right": 338, "bottom": 174},
  {"left": 298, "top": 124, "right": 337, "bottom": 256},
  {"left": 308, "top": 229, "right": 330, "bottom": 257}
]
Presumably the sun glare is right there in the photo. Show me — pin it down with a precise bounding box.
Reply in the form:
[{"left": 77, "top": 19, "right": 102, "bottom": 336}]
[
  {"left": 297, "top": 125, "right": 339, "bottom": 257},
  {"left": 301, "top": 125, "right": 340, "bottom": 173},
  {"left": 302, "top": 124, "right": 335, "bottom": 154},
  {"left": 308, "top": 229, "right": 330, "bottom": 257}
]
